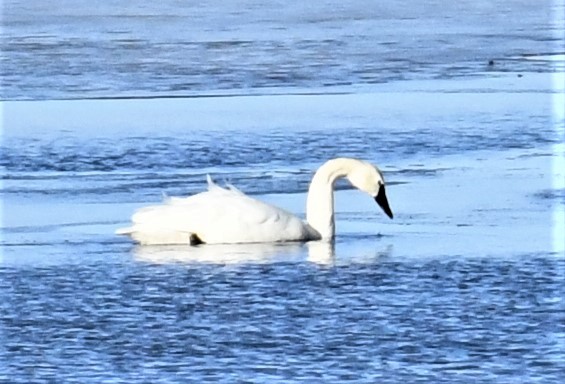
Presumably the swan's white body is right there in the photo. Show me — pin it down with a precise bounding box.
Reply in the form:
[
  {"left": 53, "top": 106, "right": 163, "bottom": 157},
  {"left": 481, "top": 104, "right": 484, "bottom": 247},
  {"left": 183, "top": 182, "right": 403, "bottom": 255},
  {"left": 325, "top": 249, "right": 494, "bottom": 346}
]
[{"left": 116, "top": 158, "right": 393, "bottom": 245}]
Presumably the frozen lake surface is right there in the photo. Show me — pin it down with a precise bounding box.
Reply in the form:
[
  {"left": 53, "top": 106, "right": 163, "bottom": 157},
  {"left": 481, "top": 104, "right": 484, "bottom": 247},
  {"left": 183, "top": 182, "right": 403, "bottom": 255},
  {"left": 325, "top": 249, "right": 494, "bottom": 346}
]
[{"left": 1, "top": 0, "right": 565, "bottom": 383}]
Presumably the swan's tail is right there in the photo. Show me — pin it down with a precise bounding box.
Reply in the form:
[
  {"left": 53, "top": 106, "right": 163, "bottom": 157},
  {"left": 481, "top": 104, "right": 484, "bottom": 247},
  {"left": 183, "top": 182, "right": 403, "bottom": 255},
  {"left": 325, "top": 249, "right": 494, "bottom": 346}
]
[
  {"left": 116, "top": 225, "right": 201, "bottom": 245},
  {"left": 115, "top": 226, "right": 134, "bottom": 235}
]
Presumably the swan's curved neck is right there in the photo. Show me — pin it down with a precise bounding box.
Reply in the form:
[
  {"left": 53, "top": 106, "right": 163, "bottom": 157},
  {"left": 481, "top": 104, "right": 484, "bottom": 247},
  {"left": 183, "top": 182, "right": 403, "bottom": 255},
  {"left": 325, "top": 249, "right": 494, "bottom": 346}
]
[{"left": 306, "top": 158, "right": 360, "bottom": 240}]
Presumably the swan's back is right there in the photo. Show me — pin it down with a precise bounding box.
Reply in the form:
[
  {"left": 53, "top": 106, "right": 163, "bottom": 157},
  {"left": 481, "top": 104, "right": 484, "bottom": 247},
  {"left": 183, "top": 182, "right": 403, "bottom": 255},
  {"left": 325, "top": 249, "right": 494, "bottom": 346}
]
[{"left": 117, "top": 179, "right": 319, "bottom": 245}]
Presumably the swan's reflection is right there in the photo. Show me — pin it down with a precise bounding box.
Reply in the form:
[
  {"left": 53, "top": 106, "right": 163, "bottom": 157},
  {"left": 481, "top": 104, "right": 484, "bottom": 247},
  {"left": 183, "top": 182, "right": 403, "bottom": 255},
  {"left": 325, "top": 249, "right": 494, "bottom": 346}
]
[
  {"left": 306, "top": 241, "right": 335, "bottom": 265},
  {"left": 133, "top": 240, "right": 392, "bottom": 266},
  {"left": 134, "top": 242, "right": 306, "bottom": 265}
]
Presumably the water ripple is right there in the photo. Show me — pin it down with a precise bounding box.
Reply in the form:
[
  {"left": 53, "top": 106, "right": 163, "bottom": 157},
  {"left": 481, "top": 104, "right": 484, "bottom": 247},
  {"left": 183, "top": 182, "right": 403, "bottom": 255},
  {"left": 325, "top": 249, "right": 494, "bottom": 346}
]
[{"left": 1, "top": 256, "right": 563, "bottom": 383}]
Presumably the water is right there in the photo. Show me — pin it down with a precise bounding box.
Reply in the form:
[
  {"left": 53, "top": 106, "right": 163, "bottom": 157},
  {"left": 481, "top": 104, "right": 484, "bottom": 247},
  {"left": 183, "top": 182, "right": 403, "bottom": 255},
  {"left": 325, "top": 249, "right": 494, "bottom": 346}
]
[
  {"left": 1, "top": 0, "right": 563, "bottom": 100},
  {"left": 1, "top": 257, "right": 563, "bottom": 383},
  {"left": 1, "top": 0, "right": 565, "bottom": 383}
]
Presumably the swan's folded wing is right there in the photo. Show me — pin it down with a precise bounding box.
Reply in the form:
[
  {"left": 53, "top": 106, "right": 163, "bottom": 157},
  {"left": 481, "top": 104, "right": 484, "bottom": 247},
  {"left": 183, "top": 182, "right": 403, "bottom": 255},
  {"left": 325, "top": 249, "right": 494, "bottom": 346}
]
[{"left": 124, "top": 188, "right": 316, "bottom": 244}]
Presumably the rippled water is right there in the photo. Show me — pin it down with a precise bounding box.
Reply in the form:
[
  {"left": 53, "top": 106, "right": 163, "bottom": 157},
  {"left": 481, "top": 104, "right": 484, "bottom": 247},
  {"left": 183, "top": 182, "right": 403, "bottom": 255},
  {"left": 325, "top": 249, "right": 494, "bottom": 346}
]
[
  {"left": 2, "top": 256, "right": 563, "bottom": 383},
  {"left": 2, "top": 0, "right": 565, "bottom": 383},
  {"left": 1, "top": 0, "right": 563, "bottom": 100},
  {"left": 1, "top": 90, "right": 559, "bottom": 203}
]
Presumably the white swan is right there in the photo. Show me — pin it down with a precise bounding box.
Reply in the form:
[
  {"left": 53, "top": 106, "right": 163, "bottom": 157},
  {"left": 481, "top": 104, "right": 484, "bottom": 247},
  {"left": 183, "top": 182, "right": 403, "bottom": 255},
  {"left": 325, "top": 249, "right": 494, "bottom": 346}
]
[{"left": 116, "top": 158, "right": 393, "bottom": 245}]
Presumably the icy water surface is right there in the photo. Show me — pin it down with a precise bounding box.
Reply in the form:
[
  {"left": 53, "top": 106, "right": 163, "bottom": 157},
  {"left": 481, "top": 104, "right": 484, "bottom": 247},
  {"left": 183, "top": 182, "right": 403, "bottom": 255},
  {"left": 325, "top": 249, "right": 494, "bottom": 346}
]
[
  {"left": 1, "top": 0, "right": 565, "bottom": 383},
  {"left": 1, "top": 0, "right": 564, "bottom": 100},
  {"left": 2, "top": 86, "right": 564, "bottom": 383}
]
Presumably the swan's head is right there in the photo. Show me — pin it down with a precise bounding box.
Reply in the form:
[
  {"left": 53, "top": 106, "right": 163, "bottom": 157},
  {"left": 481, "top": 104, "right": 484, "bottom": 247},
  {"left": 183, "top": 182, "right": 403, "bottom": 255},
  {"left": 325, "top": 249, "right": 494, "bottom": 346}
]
[{"left": 347, "top": 161, "right": 394, "bottom": 219}]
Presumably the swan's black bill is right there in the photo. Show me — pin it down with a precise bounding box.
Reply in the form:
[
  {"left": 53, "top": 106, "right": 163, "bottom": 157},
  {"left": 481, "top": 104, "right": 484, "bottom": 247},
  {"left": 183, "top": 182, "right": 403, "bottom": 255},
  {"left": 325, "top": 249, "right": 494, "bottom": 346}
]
[{"left": 375, "top": 186, "right": 393, "bottom": 219}]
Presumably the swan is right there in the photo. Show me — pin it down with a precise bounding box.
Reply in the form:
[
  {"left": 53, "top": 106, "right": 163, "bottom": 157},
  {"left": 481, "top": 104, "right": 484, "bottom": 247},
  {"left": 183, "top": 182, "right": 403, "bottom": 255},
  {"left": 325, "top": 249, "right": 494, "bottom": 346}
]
[{"left": 116, "top": 158, "right": 393, "bottom": 245}]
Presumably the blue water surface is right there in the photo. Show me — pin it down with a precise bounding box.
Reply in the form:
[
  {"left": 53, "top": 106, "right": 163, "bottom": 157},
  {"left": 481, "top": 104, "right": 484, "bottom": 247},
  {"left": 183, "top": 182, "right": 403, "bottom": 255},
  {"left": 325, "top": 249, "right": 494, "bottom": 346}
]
[{"left": 1, "top": 0, "right": 564, "bottom": 383}]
